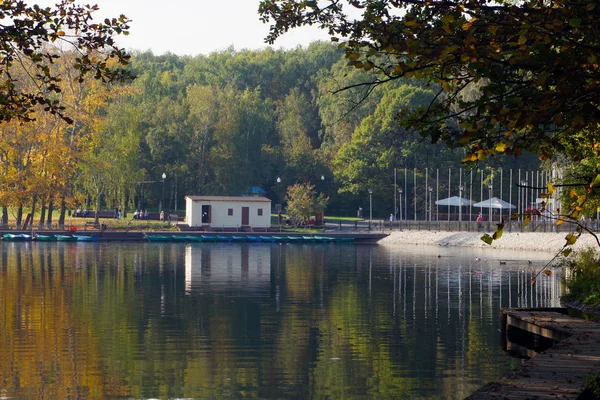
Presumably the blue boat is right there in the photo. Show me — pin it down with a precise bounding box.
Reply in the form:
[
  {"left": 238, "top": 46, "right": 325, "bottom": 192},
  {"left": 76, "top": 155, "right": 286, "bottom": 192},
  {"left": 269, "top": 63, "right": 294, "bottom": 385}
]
[
  {"left": 313, "top": 236, "right": 335, "bottom": 242},
  {"left": 183, "top": 235, "right": 204, "bottom": 242},
  {"left": 216, "top": 235, "right": 234, "bottom": 243},
  {"left": 272, "top": 236, "right": 290, "bottom": 243},
  {"left": 287, "top": 236, "right": 304, "bottom": 242},
  {"left": 259, "top": 236, "right": 277, "bottom": 243},
  {"left": 144, "top": 234, "right": 171, "bottom": 242},
  {"left": 170, "top": 235, "right": 189, "bottom": 242},
  {"left": 246, "top": 236, "right": 262, "bottom": 242},
  {"left": 73, "top": 234, "right": 98, "bottom": 242},
  {"left": 34, "top": 234, "right": 56, "bottom": 241},
  {"left": 3, "top": 233, "right": 32, "bottom": 241},
  {"left": 232, "top": 236, "right": 247, "bottom": 242},
  {"left": 201, "top": 235, "right": 219, "bottom": 242},
  {"left": 55, "top": 234, "right": 78, "bottom": 242}
]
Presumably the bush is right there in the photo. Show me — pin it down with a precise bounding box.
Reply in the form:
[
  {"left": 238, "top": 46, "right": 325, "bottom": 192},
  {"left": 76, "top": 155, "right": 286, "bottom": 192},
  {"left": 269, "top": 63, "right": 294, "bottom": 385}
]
[{"left": 565, "top": 248, "right": 600, "bottom": 306}]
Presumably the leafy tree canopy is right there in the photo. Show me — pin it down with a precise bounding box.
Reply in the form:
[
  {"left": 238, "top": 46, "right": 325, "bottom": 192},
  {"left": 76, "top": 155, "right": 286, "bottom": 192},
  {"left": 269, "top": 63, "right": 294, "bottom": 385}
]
[
  {"left": 259, "top": 0, "right": 600, "bottom": 164},
  {"left": 1, "top": 0, "right": 131, "bottom": 123}
]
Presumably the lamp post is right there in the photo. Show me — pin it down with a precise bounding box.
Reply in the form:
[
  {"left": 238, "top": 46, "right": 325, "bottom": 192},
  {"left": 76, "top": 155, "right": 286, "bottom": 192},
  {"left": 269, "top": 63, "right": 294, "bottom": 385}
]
[
  {"left": 161, "top": 173, "right": 166, "bottom": 213},
  {"left": 458, "top": 185, "right": 464, "bottom": 227},
  {"left": 398, "top": 188, "right": 403, "bottom": 222},
  {"left": 428, "top": 187, "right": 433, "bottom": 222},
  {"left": 276, "top": 176, "right": 283, "bottom": 215},
  {"left": 368, "top": 189, "right": 373, "bottom": 229},
  {"left": 488, "top": 184, "right": 493, "bottom": 230},
  {"left": 520, "top": 180, "right": 528, "bottom": 222}
]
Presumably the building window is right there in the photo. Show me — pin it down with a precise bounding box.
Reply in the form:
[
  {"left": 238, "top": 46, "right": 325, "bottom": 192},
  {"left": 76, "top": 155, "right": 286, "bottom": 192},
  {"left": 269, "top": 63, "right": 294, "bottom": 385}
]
[
  {"left": 258, "top": 209, "right": 263, "bottom": 216},
  {"left": 228, "top": 208, "right": 233, "bottom": 216}
]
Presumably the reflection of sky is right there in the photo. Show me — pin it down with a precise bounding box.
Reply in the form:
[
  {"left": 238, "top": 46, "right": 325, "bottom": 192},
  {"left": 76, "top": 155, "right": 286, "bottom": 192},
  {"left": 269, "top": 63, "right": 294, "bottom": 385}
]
[{"left": 185, "top": 244, "right": 271, "bottom": 294}]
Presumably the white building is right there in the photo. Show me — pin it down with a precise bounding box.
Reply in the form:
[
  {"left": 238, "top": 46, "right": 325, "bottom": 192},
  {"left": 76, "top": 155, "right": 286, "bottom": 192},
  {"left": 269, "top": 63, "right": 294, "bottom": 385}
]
[{"left": 185, "top": 195, "right": 272, "bottom": 228}]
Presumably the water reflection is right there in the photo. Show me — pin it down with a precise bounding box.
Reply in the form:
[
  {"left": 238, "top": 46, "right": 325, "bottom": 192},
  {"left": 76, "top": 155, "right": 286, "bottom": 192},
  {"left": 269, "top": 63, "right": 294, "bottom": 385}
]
[
  {"left": 0, "top": 242, "right": 561, "bottom": 399},
  {"left": 185, "top": 244, "right": 271, "bottom": 293}
]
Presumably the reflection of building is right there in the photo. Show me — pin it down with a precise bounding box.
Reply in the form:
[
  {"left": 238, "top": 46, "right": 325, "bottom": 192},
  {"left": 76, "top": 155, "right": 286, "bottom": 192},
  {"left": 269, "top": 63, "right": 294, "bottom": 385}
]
[
  {"left": 185, "top": 196, "right": 271, "bottom": 228},
  {"left": 185, "top": 245, "right": 271, "bottom": 293}
]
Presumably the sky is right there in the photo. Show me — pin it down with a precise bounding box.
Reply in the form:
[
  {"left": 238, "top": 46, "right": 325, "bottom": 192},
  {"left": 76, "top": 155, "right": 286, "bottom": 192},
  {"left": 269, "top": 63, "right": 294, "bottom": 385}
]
[{"left": 37, "top": 0, "right": 332, "bottom": 56}]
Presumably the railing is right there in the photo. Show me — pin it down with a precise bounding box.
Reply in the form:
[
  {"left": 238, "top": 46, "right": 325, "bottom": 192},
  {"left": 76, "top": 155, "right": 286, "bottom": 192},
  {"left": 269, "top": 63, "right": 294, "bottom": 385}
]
[{"left": 323, "top": 219, "right": 582, "bottom": 234}]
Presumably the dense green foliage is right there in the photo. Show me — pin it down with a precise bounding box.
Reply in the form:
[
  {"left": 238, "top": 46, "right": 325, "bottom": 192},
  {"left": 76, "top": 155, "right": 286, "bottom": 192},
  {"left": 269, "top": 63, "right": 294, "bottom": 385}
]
[
  {"left": 564, "top": 248, "right": 600, "bottom": 306},
  {"left": 118, "top": 44, "right": 538, "bottom": 216},
  {"left": 259, "top": 0, "right": 600, "bottom": 165},
  {"left": 0, "top": 39, "right": 541, "bottom": 225}
]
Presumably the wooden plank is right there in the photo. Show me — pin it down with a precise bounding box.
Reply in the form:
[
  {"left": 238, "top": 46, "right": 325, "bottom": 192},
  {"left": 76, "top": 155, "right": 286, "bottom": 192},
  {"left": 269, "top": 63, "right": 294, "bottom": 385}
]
[{"left": 467, "top": 309, "right": 600, "bottom": 399}]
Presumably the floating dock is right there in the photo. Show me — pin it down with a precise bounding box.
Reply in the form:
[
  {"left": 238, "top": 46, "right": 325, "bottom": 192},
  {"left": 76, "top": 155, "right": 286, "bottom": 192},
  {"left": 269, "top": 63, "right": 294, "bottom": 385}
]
[{"left": 467, "top": 308, "right": 600, "bottom": 399}]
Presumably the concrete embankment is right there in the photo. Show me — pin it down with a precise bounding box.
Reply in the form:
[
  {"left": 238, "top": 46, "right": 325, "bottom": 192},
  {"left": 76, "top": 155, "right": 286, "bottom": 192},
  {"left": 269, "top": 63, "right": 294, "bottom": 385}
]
[{"left": 378, "top": 230, "right": 600, "bottom": 253}]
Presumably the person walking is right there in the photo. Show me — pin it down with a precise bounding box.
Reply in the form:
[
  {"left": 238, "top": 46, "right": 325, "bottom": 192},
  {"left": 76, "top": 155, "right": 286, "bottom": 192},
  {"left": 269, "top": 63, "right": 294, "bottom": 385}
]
[{"left": 476, "top": 212, "right": 484, "bottom": 231}]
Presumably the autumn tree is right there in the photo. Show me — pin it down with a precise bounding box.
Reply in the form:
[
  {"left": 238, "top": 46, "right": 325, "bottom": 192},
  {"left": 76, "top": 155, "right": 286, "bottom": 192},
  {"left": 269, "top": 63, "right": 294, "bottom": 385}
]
[
  {"left": 0, "top": 0, "right": 131, "bottom": 122},
  {"left": 285, "top": 182, "right": 328, "bottom": 225},
  {"left": 258, "top": 0, "right": 600, "bottom": 164}
]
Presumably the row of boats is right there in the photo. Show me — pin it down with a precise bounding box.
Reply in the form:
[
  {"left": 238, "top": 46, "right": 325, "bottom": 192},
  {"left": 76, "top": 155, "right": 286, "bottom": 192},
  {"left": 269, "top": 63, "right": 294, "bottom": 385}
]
[
  {"left": 2, "top": 233, "right": 356, "bottom": 244},
  {"left": 2, "top": 233, "right": 97, "bottom": 242},
  {"left": 144, "top": 234, "right": 355, "bottom": 243}
]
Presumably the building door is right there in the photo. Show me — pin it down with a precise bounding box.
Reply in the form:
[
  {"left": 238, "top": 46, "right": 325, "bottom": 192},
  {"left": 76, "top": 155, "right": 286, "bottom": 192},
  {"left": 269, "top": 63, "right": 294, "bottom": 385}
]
[
  {"left": 202, "top": 205, "right": 211, "bottom": 224},
  {"left": 241, "top": 207, "right": 249, "bottom": 226}
]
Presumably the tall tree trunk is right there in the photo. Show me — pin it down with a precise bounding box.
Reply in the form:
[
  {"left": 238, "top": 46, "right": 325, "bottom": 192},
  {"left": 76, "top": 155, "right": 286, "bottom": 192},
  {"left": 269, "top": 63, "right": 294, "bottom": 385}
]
[
  {"left": 58, "top": 197, "right": 66, "bottom": 229},
  {"left": 39, "top": 199, "right": 46, "bottom": 230},
  {"left": 25, "top": 196, "right": 37, "bottom": 230},
  {"left": 16, "top": 205, "right": 23, "bottom": 228},
  {"left": 1, "top": 206, "right": 7, "bottom": 228},
  {"left": 46, "top": 201, "right": 53, "bottom": 229}
]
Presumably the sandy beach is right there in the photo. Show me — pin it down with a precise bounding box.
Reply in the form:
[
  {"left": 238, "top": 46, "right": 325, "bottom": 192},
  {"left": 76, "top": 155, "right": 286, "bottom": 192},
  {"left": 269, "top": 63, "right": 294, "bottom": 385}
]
[{"left": 378, "top": 230, "right": 600, "bottom": 253}]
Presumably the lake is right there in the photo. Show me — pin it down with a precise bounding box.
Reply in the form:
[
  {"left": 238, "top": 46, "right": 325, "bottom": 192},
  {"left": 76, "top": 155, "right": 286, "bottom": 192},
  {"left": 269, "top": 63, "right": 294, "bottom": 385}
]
[{"left": 0, "top": 241, "right": 561, "bottom": 399}]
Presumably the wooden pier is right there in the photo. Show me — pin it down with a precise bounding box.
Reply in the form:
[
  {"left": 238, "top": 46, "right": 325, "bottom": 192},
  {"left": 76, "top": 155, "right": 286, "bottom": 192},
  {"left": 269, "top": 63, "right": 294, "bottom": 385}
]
[{"left": 466, "top": 308, "right": 600, "bottom": 399}]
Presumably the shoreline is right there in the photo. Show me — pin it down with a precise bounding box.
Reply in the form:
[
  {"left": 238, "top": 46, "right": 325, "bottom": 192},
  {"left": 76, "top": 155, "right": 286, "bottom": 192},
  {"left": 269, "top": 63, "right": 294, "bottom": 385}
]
[{"left": 378, "top": 230, "right": 600, "bottom": 253}]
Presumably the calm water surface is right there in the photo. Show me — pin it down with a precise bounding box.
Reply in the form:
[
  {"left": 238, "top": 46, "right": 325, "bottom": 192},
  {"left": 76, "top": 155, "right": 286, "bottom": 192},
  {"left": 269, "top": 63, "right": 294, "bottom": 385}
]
[{"left": 0, "top": 241, "right": 561, "bottom": 399}]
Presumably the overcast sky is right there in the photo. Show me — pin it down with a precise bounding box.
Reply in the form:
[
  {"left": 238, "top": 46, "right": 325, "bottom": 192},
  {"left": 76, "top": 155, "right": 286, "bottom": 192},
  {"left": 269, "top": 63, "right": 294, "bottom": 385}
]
[{"left": 36, "top": 0, "right": 331, "bottom": 56}]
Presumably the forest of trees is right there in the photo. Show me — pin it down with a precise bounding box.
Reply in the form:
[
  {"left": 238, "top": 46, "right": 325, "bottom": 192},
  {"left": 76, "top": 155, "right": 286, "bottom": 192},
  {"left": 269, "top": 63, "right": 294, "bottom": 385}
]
[{"left": 0, "top": 41, "right": 542, "bottom": 227}]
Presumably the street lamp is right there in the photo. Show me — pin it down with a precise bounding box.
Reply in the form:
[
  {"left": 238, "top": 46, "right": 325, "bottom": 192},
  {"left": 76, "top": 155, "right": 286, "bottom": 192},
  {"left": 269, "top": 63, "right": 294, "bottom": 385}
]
[
  {"left": 398, "top": 188, "right": 403, "bottom": 222},
  {"left": 520, "top": 180, "right": 528, "bottom": 222},
  {"left": 368, "top": 189, "right": 373, "bottom": 229},
  {"left": 458, "top": 185, "right": 464, "bottom": 224},
  {"left": 488, "top": 184, "right": 493, "bottom": 230},
  {"left": 276, "top": 177, "right": 283, "bottom": 214},
  {"left": 428, "top": 187, "right": 433, "bottom": 222},
  {"left": 161, "top": 173, "right": 166, "bottom": 213}
]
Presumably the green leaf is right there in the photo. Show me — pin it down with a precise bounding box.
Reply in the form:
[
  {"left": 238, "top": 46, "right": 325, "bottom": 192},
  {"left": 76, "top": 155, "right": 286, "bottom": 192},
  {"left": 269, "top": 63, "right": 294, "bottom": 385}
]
[
  {"left": 569, "top": 18, "right": 582, "bottom": 27},
  {"left": 562, "top": 248, "right": 573, "bottom": 257},
  {"left": 565, "top": 233, "right": 578, "bottom": 245},
  {"left": 481, "top": 234, "right": 493, "bottom": 245},
  {"left": 492, "top": 228, "right": 503, "bottom": 240}
]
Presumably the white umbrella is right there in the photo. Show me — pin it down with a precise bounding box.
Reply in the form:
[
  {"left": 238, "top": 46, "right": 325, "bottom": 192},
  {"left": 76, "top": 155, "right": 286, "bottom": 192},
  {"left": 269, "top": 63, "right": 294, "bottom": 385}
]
[
  {"left": 435, "top": 196, "right": 474, "bottom": 206},
  {"left": 473, "top": 197, "right": 516, "bottom": 209}
]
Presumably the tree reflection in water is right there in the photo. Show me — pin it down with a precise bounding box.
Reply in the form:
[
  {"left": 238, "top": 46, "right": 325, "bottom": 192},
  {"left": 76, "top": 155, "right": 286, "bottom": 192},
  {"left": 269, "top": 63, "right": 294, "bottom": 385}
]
[{"left": 0, "top": 242, "right": 560, "bottom": 399}]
